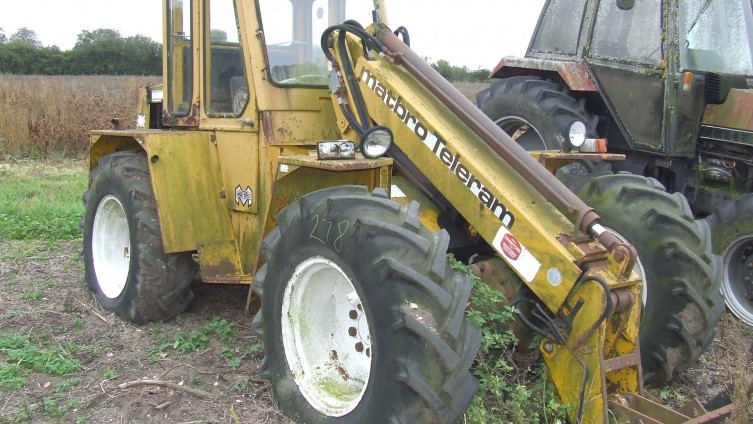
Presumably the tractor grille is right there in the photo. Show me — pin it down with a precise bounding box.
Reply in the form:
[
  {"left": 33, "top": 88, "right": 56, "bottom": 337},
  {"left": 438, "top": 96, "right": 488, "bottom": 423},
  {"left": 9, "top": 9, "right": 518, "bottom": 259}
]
[{"left": 698, "top": 124, "right": 753, "bottom": 164}]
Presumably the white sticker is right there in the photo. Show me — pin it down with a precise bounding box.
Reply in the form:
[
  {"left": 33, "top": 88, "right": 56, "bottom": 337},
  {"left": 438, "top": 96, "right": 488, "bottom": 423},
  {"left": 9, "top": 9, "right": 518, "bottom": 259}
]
[
  {"left": 390, "top": 184, "right": 406, "bottom": 198},
  {"left": 136, "top": 115, "right": 146, "bottom": 128},
  {"left": 235, "top": 185, "right": 253, "bottom": 206},
  {"left": 492, "top": 226, "right": 541, "bottom": 283},
  {"left": 279, "top": 164, "right": 289, "bottom": 173}
]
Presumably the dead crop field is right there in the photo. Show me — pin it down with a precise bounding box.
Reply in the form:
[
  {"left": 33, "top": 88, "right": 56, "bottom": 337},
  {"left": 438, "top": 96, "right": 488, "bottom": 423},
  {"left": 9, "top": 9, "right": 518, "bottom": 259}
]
[
  {"left": 0, "top": 77, "right": 751, "bottom": 423},
  {"left": 0, "top": 76, "right": 158, "bottom": 159}
]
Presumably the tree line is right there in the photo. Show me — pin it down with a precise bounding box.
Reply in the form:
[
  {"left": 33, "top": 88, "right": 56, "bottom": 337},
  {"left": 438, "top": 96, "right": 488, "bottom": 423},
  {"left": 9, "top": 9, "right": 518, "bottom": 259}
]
[
  {"left": 0, "top": 27, "right": 489, "bottom": 81},
  {"left": 0, "top": 27, "right": 161, "bottom": 75}
]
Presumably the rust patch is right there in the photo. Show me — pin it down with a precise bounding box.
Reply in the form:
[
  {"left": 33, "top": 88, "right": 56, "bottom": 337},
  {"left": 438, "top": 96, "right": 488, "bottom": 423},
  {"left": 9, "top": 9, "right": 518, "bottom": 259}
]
[
  {"left": 703, "top": 89, "right": 753, "bottom": 131},
  {"left": 491, "top": 57, "right": 598, "bottom": 92},
  {"left": 261, "top": 111, "right": 275, "bottom": 143}
]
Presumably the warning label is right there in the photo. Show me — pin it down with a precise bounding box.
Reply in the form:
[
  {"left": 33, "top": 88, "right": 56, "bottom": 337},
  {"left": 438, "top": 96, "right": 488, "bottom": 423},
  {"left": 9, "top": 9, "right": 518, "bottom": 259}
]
[
  {"left": 492, "top": 226, "right": 541, "bottom": 283},
  {"left": 500, "top": 233, "right": 522, "bottom": 260}
]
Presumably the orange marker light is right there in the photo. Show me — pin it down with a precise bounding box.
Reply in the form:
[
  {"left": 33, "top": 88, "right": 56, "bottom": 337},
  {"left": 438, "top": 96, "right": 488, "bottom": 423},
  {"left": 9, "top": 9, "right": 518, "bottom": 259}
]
[{"left": 682, "top": 71, "right": 693, "bottom": 93}]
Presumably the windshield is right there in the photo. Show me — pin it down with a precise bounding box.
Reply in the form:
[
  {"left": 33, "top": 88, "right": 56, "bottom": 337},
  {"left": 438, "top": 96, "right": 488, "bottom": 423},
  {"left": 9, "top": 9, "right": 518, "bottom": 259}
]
[
  {"left": 259, "top": 0, "right": 376, "bottom": 86},
  {"left": 680, "top": 0, "right": 753, "bottom": 75}
]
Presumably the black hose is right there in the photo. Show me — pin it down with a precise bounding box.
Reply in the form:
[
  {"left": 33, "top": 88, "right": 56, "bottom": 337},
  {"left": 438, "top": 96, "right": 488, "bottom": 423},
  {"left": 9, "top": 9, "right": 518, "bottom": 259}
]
[
  {"left": 393, "top": 26, "right": 410, "bottom": 46},
  {"left": 336, "top": 31, "right": 371, "bottom": 131}
]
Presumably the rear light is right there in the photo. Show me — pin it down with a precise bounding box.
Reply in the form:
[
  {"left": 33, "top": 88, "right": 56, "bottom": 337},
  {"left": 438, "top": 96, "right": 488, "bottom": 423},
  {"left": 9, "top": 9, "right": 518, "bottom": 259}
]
[{"left": 580, "top": 138, "right": 608, "bottom": 153}]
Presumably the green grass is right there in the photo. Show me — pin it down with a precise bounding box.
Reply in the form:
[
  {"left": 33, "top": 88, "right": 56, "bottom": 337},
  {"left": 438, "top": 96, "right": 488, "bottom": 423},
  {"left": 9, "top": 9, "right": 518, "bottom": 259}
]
[
  {"left": 0, "top": 162, "right": 86, "bottom": 240},
  {"left": 149, "top": 317, "right": 256, "bottom": 368},
  {"left": 0, "top": 331, "right": 82, "bottom": 390}
]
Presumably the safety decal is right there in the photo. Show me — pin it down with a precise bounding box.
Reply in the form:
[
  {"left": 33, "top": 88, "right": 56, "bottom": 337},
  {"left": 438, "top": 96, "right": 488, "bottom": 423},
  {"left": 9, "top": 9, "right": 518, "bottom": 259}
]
[
  {"left": 492, "top": 226, "right": 540, "bottom": 282},
  {"left": 235, "top": 185, "right": 253, "bottom": 206},
  {"left": 136, "top": 114, "right": 146, "bottom": 128}
]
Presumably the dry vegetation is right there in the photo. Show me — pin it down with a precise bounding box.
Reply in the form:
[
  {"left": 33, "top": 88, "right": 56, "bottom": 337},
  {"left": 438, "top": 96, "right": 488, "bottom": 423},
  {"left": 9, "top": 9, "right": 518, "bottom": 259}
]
[{"left": 0, "top": 76, "right": 158, "bottom": 159}]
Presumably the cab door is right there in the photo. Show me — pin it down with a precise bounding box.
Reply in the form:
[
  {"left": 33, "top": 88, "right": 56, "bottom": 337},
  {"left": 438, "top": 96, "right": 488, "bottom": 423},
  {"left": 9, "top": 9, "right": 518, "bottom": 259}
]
[
  {"left": 584, "top": 0, "right": 667, "bottom": 154},
  {"left": 200, "top": 0, "right": 260, "bottom": 279}
]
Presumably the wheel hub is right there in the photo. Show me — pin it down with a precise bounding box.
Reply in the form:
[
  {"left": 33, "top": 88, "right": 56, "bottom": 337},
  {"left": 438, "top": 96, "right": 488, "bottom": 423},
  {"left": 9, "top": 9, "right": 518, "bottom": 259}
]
[
  {"left": 722, "top": 236, "right": 753, "bottom": 326},
  {"left": 281, "top": 256, "right": 372, "bottom": 417},
  {"left": 91, "top": 195, "right": 130, "bottom": 299},
  {"left": 495, "top": 116, "right": 547, "bottom": 150}
]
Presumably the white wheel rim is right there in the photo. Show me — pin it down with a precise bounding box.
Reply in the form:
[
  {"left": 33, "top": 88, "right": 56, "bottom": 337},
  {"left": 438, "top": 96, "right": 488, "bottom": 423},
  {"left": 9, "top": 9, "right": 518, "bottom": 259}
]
[
  {"left": 281, "top": 256, "right": 372, "bottom": 417},
  {"left": 92, "top": 195, "right": 131, "bottom": 299},
  {"left": 721, "top": 235, "right": 753, "bottom": 326}
]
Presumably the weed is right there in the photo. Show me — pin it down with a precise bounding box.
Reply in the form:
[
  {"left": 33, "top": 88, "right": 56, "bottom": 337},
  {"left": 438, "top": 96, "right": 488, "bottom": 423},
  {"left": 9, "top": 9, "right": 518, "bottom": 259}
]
[
  {"left": 659, "top": 386, "right": 687, "bottom": 404},
  {"left": 73, "top": 317, "right": 84, "bottom": 331},
  {"left": 0, "top": 331, "right": 82, "bottom": 385},
  {"left": 191, "top": 375, "right": 203, "bottom": 386},
  {"left": 150, "top": 316, "right": 239, "bottom": 357},
  {"left": 0, "top": 364, "right": 26, "bottom": 390},
  {"left": 450, "top": 256, "right": 570, "bottom": 423},
  {"left": 103, "top": 368, "right": 117, "bottom": 380},
  {"left": 20, "top": 286, "right": 45, "bottom": 301},
  {"left": 54, "top": 377, "right": 81, "bottom": 395}
]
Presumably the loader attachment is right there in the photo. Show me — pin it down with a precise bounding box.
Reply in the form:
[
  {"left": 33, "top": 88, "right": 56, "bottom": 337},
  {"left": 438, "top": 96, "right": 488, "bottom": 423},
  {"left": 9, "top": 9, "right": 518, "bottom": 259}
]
[{"left": 320, "top": 20, "right": 735, "bottom": 423}]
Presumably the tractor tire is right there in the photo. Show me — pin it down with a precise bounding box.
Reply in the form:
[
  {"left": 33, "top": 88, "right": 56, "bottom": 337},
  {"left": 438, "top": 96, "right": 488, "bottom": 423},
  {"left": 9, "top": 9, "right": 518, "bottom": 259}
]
[
  {"left": 706, "top": 194, "right": 753, "bottom": 327},
  {"left": 252, "top": 186, "right": 481, "bottom": 423},
  {"left": 476, "top": 76, "right": 598, "bottom": 150},
  {"left": 573, "top": 173, "right": 723, "bottom": 384},
  {"left": 82, "top": 152, "right": 197, "bottom": 324}
]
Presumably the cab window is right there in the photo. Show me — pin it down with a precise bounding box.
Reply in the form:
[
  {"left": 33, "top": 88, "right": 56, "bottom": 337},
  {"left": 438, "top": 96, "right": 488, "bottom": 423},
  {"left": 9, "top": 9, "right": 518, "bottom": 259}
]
[
  {"left": 590, "top": 0, "right": 662, "bottom": 64},
  {"left": 258, "top": 0, "right": 373, "bottom": 86},
  {"left": 205, "top": 0, "right": 249, "bottom": 116},
  {"left": 167, "top": 0, "right": 193, "bottom": 116}
]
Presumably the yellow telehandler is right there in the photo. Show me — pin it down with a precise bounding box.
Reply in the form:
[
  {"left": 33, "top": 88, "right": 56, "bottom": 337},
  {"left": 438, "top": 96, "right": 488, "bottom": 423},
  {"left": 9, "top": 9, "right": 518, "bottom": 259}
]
[{"left": 82, "top": 0, "right": 733, "bottom": 422}]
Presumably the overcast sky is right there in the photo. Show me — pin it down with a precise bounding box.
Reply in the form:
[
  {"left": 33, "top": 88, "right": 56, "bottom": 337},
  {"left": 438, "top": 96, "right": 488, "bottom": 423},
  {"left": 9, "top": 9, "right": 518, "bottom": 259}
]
[{"left": 0, "top": 0, "right": 544, "bottom": 69}]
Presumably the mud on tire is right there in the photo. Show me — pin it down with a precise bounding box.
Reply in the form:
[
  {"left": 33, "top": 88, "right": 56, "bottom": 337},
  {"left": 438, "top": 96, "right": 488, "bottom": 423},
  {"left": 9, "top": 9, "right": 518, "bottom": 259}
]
[
  {"left": 82, "top": 152, "right": 197, "bottom": 324},
  {"left": 252, "top": 186, "right": 481, "bottom": 423},
  {"left": 573, "top": 173, "right": 723, "bottom": 384}
]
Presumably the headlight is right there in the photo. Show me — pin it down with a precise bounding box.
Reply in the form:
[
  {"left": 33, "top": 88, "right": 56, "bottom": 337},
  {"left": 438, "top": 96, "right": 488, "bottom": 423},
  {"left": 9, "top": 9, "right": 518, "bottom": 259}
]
[
  {"left": 568, "top": 121, "right": 587, "bottom": 149},
  {"left": 360, "top": 126, "right": 393, "bottom": 159}
]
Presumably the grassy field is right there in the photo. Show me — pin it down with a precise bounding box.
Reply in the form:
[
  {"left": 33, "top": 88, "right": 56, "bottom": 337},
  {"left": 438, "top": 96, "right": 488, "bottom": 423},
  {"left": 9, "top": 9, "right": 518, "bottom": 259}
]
[{"left": 0, "top": 76, "right": 158, "bottom": 159}]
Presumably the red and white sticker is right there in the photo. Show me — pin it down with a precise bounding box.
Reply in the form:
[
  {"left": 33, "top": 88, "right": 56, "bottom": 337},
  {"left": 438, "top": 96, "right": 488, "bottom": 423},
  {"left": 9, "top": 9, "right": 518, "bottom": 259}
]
[
  {"left": 492, "top": 226, "right": 541, "bottom": 283},
  {"left": 500, "top": 233, "right": 522, "bottom": 260}
]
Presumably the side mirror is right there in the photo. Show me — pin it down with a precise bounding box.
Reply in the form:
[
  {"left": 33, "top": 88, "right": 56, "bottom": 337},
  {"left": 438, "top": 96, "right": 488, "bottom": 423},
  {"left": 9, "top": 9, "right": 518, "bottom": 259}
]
[{"left": 617, "top": 0, "right": 634, "bottom": 10}]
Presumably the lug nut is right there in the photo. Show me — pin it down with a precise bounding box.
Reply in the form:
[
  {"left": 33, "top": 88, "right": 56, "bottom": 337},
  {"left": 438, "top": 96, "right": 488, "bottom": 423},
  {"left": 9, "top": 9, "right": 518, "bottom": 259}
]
[
  {"left": 348, "top": 327, "right": 357, "bottom": 337},
  {"left": 349, "top": 310, "right": 358, "bottom": 319},
  {"left": 355, "top": 342, "right": 364, "bottom": 352}
]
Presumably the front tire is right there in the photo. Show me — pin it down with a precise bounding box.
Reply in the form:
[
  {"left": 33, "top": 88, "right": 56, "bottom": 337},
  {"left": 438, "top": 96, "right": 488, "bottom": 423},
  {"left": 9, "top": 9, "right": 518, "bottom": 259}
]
[
  {"left": 476, "top": 76, "right": 597, "bottom": 150},
  {"left": 706, "top": 194, "right": 753, "bottom": 326},
  {"left": 253, "top": 186, "right": 481, "bottom": 423},
  {"left": 573, "top": 173, "right": 723, "bottom": 384},
  {"left": 82, "top": 152, "right": 197, "bottom": 324}
]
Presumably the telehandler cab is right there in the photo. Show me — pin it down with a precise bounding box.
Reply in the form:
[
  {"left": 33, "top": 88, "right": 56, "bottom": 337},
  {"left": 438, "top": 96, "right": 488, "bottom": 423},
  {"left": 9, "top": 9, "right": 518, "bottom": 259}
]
[{"left": 83, "top": 0, "right": 732, "bottom": 422}]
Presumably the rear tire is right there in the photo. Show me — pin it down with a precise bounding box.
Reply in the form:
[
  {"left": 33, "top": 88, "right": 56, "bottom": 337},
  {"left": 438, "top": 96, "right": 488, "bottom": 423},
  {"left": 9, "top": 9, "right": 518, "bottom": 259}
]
[
  {"left": 706, "top": 194, "right": 753, "bottom": 326},
  {"left": 573, "top": 173, "right": 723, "bottom": 384},
  {"left": 82, "top": 152, "right": 197, "bottom": 324},
  {"left": 252, "top": 186, "right": 481, "bottom": 423},
  {"left": 476, "top": 76, "right": 597, "bottom": 150}
]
